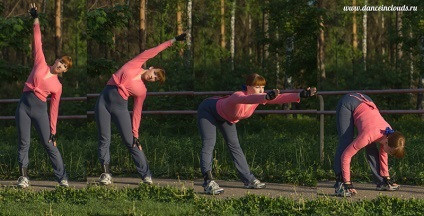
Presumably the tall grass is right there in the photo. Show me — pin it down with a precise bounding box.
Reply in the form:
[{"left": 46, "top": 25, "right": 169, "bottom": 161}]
[{"left": 0, "top": 114, "right": 423, "bottom": 186}]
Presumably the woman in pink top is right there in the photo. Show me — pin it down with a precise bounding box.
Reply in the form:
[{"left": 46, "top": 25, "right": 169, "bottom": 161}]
[
  {"left": 334, "top": 93, "right": 405, "bottom": 197},
  {"left": 95, "top": 32, "right": 187, "bottom": 185},
  {"left": 16, "top": 4, "right": 73, "bottom": 189},
  {"left": 198, "top": 73, "right": 317, "bottom": 195}
]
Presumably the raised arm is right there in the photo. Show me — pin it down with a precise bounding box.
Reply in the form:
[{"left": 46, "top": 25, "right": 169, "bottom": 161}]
[
  {"left": 29, "top": 3, "right": 46, "bottom": 66},
  {"left": 124, "top": 33, "right": 187, "bottom": 68}
]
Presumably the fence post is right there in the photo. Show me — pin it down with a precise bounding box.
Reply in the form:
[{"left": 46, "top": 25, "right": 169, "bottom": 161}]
[{"left": 318, "top": 95, "right": 325, "bottom": 165}]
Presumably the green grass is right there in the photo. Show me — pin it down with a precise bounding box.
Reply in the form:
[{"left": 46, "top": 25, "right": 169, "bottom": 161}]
[
  {"left": 1, "top": 185, "right": 424, "bottom": 215},
  {"left": 0, "top": 115, "right": 423, "bottom": 186},
  {"left": 1, "top": 199, "right": 193, "bottom": 216},
  {"left": 0, "top": 185, "right": 195, "bottom": 215}
]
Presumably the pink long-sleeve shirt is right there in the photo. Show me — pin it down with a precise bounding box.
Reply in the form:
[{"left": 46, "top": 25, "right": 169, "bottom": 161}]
[
  {"left": 216, "top": 91, "right": 300, "bottom": 123},
  {"left": 23, "top": 23, "right": 62, "bottom": 135},
  {"left": 106, "top": 40, "right": 173, "bottom": 138},
  {"left": 341, "top": 94, "right": 390, "bottom": 182}
]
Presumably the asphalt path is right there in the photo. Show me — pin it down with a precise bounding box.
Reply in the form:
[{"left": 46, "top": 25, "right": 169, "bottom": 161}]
[{"left": 1, "top": 178, "right": 423, "bottom": 200}]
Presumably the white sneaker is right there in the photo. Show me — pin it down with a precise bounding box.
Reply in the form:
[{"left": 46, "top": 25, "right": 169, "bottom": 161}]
[
  {"left": 59, "top": 179, "right": 69, "bottom": 187},
  {"left": 244, "top": 179, "right": 266, "bottom": 189},
  {"left": 99, "top": 173, "right": 112, "bottom": 185},
  {"left": 143, "top": 176, "right": 153, "bottom": 185},
  {"left": 17, "top": 176, "right": 30, "bottom": 188},
  {"left": 204, "top": 180, "right": 224, "bottom": 195}
]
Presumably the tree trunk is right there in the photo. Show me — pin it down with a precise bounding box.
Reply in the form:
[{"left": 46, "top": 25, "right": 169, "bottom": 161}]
[
  {"left": 381, "top": 13, "right": 385, "bottom": 58},
  {"left": 284, "top": 36, "right": 294, "bottom": 114},
  {"left": 389, "top": 15, "right": 395, "bottom": 66},
  {"left": 230, "top": 0, "right": 235, "bottom": 72},
  {"left": 220, "top": 0, "right": 226, "bottom": 73},
  {"left": 139, "top": 0, "right": 146, "bottom": 54},
  {"left": 220, "top": 0, "right": 226, "bottom": 49},
  {"left": 317, "top": 0, "right": 325, "bottom": 84},
  {"left": 110, "top": 1, "right": 117, "bottom": 59},
  {"left": 177, "top": 0, "right": 183, "bottom": 56},
  {"left": 177, "top": 1, "right": 183, "bottom": 34},
  {"left": 248, "top": 14, "right": 252, "bottom": 59},
  {"left": 396, "top": 11, "right": 403, "bottom": 71},
  {"left": 187, "top": 0, "right": 193, "bottom": 77},
  {"left": 42, "top": 0, "right": 46, "bottom": 13},
  {"left": 263, "top": 0, "right": 269, "bottom": 62},
  {"left": 352, "top": 0, "right": 357, "bottom": 83},
  {"left": 285, "top": 36, "right": 294, "bottom": 90},
  {"left": 352, "top": 0, "right": 358, "bottom": 50},
  {"left": 127, "top": 0, "right": 131, "bottom": 56},
  {"left": 55, "top": 0, "right": 62, "bottom": 59},
  {"left": 275, "top": 29, "right": 279, "bottom": 88},
  {"left": 362, "top": 0, "right": 367, "bottom": 73}
]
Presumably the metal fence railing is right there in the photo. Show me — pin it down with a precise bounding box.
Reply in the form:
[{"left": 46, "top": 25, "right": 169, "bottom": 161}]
[
  {"left": 2, "top": 89, "right": 424, "bottom": 163},
  {"left": 0, "top": 96, "right": 86, "bottom": 120}
]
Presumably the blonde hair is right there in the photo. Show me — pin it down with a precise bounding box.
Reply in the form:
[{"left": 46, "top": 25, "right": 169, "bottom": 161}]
[
  {"left": 388, "top": 131, "right": 405, "bottom": 158},
  {"left": 246, "top": 73, "right": 266, "bottom": 86}
]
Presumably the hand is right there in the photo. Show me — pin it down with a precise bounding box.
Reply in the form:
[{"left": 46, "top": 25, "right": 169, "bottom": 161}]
[
  {"left": 300, "top": 87, "right": 317, "bottom": 98},
  {"left": 133, "top": 137, "right": 142, "bottom": 151},
  {"left": 49, "top": 134, "right": 57, "bottom": 147},
  {"left": 174, "top": 33, "right": 187, "bottom": 41},
  {"left": 343, "top": 182, "right": 357, "bottom": 194},
  {"left": 29, "top": 3, "right": 38, "bottom": 19},
  {"left": 265, "top": 89, "right": 279, "bottom": 100}
]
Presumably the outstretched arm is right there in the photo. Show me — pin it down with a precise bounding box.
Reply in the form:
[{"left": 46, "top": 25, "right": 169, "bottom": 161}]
[
  {"left": 265, "top": 87, "right": 317, "bottom": 104},
  {"left": 266, "top": 93, "right": 300, "bottom": 104}
]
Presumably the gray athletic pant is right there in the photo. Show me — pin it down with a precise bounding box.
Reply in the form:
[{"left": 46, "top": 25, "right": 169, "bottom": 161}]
[
  {"left": 95, "top": 85, "right": 151, "bottom": 178},
  {"left": 197, "top": 98, "right": 255, "bottom": 184},
  {"left": 16, "top": 92, "right": 68, "bottom": 181},
  {"left": 334, "top": 93, "right": 384, "bottom": 185}
]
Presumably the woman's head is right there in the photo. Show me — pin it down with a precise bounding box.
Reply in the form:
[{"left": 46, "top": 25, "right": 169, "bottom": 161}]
[
  {"left": 142, "top": 66, "right": 166, "bottom": 84},
  {"left": 385, "top": 131, "right": 405, "bottom": 158},
  {"left": 245, "top": 73, "right": 266, "bottom": 94},
  {"left": 52, "top": 56, "right": 72, "bottom": 74}
]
